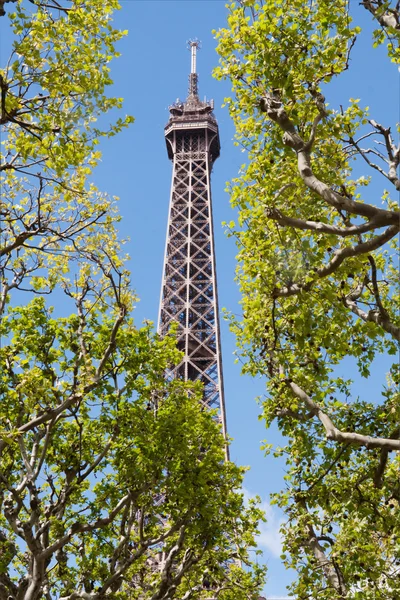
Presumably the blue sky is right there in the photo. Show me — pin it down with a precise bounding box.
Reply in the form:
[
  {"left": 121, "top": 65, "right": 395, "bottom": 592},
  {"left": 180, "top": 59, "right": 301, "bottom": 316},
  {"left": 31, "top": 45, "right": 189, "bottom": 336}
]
[{"left": 1, "top": 1, "right": 397, "bottom": 598}]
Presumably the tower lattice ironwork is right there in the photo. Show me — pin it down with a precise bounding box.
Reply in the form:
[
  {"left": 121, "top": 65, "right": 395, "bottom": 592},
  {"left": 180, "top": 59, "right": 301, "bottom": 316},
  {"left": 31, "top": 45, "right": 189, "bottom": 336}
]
[{"left": 158, "top": 41, "right": 227, "bottom": 439}]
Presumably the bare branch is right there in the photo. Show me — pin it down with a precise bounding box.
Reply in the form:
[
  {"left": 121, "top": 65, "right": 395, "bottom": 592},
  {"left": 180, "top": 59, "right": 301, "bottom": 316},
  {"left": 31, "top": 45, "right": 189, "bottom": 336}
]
[
  {"left": 361, "top": 1, "right": 400, "bottom": 29},
  {"left": 273, "top": 225, "right": 399, "bottom": 298},
  {"left": 297, "top": 498, "right": 347, "bottom": 598},
  {"left": 367, "top": 254, "right": 389, "bottom": 317},
  {"left": 77, "top": 440, "right": 112, "bottom": 483},
  {"left": 305, "top": 96, "right": 328, "bottom": 152},
  {"left": 346, "top": 124, "right": 400, "bottom": 189},
  {"left": 95, "top": 306, "right": 126, "bottom": 377},
  {"left": 33, "top": 420, "right": 56, "bottom": 480},
  {"left": 344, "top": 296, "right": 400, "bottom": 341},
  {"left": 287, "top": 379, "right": 400, "bottom": 451},
  {"left": 266, "top": 207, "right": 392, "bottom": 236},
  {"left": 40, "top": 494, "right": 131, "bottom": 560},
  {"left": 28, "top": 0, "right": 72, "bottom": 12},
  {"left": 373, "top": 428, "right": 400, "bottom": 487},
  {"left": 0, "top": 229, "right": 43, "bottom": 257}
]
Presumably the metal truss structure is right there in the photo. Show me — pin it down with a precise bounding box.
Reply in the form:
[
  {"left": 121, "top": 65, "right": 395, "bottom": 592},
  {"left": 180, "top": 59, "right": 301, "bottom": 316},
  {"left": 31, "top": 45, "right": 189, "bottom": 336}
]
[{"left": 158, "top": 41, "right": 227, "bottom": 440}]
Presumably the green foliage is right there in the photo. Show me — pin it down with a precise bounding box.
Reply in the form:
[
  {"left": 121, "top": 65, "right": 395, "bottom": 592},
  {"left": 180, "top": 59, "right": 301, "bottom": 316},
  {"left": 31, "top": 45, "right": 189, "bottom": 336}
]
[
  {"left": 0, "top": 2, "right": 265, "bottom": 598},
  {"left": 0, "top": 297, "right": 264, "bottom": 599},
  {"left": 215, "top": 1, "right": 400, "bottom": 598},
  {"left": 0, "top": 0, "right": 135, "bottom": 303}
]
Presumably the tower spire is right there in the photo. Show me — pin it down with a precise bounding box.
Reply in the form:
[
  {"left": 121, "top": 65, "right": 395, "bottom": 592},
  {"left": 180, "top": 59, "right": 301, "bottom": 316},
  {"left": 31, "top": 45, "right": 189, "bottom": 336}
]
[
  {"left": 190, "top": 40, "right": 197, "bottom": 74},
  {"left": 187, "top": 39, "right": 200, "bottom": 98},
  {"left": 160, "top": 43, "right": 227, "bottom": 454}
]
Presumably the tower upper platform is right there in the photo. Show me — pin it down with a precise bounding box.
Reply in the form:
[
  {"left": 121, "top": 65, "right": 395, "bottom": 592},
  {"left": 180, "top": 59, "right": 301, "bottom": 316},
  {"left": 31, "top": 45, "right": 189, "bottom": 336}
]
[{"left": 164, "top": 41, "right": 220, "bottom": 163}]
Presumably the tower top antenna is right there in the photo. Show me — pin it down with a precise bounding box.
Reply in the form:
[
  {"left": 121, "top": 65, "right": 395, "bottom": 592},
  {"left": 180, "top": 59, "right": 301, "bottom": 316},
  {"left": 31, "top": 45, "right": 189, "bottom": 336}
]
[
  {"left": 187, "top": 39, "right": 201, "bottom": 97},
  {"left": 187, "top": 39, "right": 201, "bottom": 73}
]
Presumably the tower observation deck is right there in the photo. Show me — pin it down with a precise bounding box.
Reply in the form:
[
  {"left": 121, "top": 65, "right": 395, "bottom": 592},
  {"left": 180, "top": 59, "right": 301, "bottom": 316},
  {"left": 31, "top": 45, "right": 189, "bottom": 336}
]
[{"left": 158, "top": 41, "right": 227, "bottom": 440}]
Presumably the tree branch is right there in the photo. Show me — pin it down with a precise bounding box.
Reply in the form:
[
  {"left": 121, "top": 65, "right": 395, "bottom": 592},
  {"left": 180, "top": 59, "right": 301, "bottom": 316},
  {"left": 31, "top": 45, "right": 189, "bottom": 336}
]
[
  {"left": 297, "top": 498, "right": 347, "bottom": 598},
  {"left": 259, "top": 94, "right": 400, "bottom": 224},
  {"left": 373, "top": 428, "right": 400, "bottom": 488},
  {"left": 273, "top": 225, "right": 399, "bottom": 298},
  {"left": 346, "top": 123, "right": 400, "bottom": 190},
  {"left": 266, "top": 207, "right": 392, "bottom": 236},
  {"left": 95, "top": 306, "right": 126, "bottom": 377},
  {"left": 361, "top": 1, "right": 400, "bottom": 29},
  {"left": 40, "top": 494, "right": 131, "bottom": 560},
  {"left": 344, "top": 296, "right": 400, "bottom": 341},
  {"left": 287, "top": 379, "right": 400, "bottom": 450}
]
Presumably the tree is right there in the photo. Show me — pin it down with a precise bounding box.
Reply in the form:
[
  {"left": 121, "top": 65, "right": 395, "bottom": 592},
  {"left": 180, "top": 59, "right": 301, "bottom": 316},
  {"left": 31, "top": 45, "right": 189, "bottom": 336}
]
[
  {"left": 0, "top": 2, "right": 266, "bottom": 598},
  {"left": 215, "top": 1, "right": 400, "bottom": 598}
]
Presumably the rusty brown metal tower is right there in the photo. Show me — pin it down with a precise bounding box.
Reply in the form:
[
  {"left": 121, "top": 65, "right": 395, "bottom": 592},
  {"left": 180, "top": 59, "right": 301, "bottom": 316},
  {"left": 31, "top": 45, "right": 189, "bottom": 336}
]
[{"left": 158, "top": 41, "right": 227, "bottom": 439}]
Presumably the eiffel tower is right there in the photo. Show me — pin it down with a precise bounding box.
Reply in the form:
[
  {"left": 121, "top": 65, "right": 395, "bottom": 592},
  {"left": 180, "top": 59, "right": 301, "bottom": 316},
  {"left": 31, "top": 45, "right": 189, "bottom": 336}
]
[{"left": 158, "top": 41, "right": 227, "bottom": 442}]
